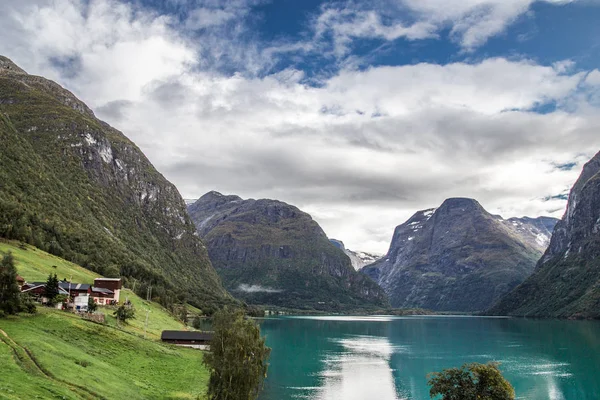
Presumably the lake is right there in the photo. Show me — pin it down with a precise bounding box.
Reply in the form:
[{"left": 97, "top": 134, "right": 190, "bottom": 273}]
[{"left": 258, "top": 316, "right": 600, "bottom": 400}]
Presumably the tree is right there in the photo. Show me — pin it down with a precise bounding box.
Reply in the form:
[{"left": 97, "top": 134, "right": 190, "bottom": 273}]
[
  {"left": 0, "top": 253, "right": 21, "bottom": 315},
  {"left": 87, "top": 296, "right": 97, "bottom": 313},
  {"left": 114, "top": 304, "right": 135, "bottom": 324},
  {"left": 428, "top": 362, "right": 515, "bottom": 400},
  {"left": 44, "top": 273, "right": 59, "bottom": 305},
  {"left": 203, "top": 308, "right": 271, "bottom": 400}
]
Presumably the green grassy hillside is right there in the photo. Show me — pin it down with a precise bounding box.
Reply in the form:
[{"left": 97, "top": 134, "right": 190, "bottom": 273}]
[
  {"left": 0, "top": 240, "right": 100, "bottom": 284},
  {"left": 0, "top": 240, "right": 209, "bottom": 399},
  {"left": 0, "top": 310, "right": 208, "bottom": 400},
  {"left": 0, "top": 240, "right": 188, "bottom": 339}
]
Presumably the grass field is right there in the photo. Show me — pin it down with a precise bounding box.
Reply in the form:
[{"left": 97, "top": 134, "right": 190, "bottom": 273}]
[
  {"left": 0, "top": 309, "right": 209, "bottom": 399},
  {"left": 0, "top": 241, "right": 209, "bottom": 399},
  {"left": 0, "top": 240, "right": 100, "bottom": 284}
]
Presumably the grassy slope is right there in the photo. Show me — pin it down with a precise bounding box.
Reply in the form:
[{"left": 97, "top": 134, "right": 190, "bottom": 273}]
[
  {"left": 0, "top": 240, "right": 100, "bottom": 284},
  {"left": 0, "top": 310, "right": 208, "bottom": 400},
  {"left": 0, "top": 240, "right": 187, "bottom": 338},
  {"left": 0, "top": 240, "right": 208, "bottom": 399}
]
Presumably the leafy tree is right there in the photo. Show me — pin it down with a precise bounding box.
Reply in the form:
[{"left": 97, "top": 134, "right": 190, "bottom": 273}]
[
  {"left": 114, "top": 304, "right": 135, "bottom": 323},
  {"left": 0, "top": 253, "right": 21, "bottom": 315},
  {"left": 44, "top": 273, "right": 59, "bottom": 305},
  {"left": 428, "top": 362, "right": 515, "bottom": 400},
  {"left": 87, "top": 296, "right": 98, "bottom": 313},
  {"left": 203, "top": 308, "right": 271, "bottom": 400}
]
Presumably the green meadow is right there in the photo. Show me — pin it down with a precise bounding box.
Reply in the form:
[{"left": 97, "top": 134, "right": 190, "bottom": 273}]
[{"left": 0, "top": 241, "right": 209, "bottom": 399}]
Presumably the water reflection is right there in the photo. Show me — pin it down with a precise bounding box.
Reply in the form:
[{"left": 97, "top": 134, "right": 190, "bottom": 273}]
[
  {"left": 316, "top": 335, "right": 402, "bottom": 400},
  {"left": 258, "top": 316, "right": 600, "bottom": 400}
]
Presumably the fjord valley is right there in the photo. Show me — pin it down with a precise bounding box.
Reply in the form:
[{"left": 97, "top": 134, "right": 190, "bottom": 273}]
[
  {"left": 187, "top": 191, "right": 388, "bottom": 311},
  {"left": 0, "top": 56, "right": 230, "bottom": 311}
]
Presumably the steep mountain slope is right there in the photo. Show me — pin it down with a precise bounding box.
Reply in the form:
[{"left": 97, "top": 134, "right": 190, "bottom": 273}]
[
  {"left": 188, "top": 191, "right": 388, "bottom": 311},
  {"left": 362, "top": 198, "right": 557, "bottom": 312},
  {"left": 330, "top": 239, "right": 382, "bottom": 270},
  {"left": 489, "top": 151, "right": 600, "bottom": 318},
  {"left": 0, "top": 56, "right": 230, "bottom": 308}
]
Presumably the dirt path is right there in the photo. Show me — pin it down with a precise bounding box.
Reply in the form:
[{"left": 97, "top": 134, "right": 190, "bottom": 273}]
[{"left": 0, "top": 328, "right": 105, "bottom": 400}]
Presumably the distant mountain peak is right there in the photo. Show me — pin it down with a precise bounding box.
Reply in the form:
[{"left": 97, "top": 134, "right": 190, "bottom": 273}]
[
  {"left": 362, "top": 199, "right": 557, "bottom": 312},
  {"left": 329, "top": 239, "right": 382, "bottom": 271}
]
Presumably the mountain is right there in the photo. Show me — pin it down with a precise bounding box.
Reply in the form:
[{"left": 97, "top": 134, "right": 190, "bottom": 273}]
[
  {"left": 0, "top": 56, "right": 230, "bottom": 308},
  {"left": 330, "top": 239, "right": 382, "bottom": 270},
  {"left": 362, "top": 198, "right": 558, "bottom": 312},
  {"left": 187, "top": 191, "right": 388, "bottom": 311},
  {"left": 489, "top": 152, "right": 600, "bottom": 319}
]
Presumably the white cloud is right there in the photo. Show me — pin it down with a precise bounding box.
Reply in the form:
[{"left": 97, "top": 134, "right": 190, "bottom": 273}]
[
  {"left": 314, "top": 0, "right": 579, "bottom": 53},
  {"left": 1, "top": 0, "right": 599, "bottom": 255}
]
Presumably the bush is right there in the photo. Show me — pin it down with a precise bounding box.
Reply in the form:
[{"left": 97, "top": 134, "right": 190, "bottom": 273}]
[
  {"left": 428, "top": 362, "right": 515, "bottom": 400},
  {"left": 20, "top": 293, "right": 37, "bottom": 314}
]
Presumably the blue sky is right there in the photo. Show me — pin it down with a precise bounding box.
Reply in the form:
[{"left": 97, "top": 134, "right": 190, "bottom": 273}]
[{"left": 1, "top": 0, "right": 600, "bottom": 252}]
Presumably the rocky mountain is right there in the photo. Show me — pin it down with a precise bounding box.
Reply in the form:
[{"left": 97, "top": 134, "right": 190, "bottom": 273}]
[
  {"left": 187, "top": 192, "right": 388, "bottom": 311},
  {"left": 362, "top": 198, "right": 558, "bottom": 312},
  {"left": 330, "top": 239, "right": 382, "bottom": 270},
  {"left": 0, "top": 56, "right": 230, "bottom": 308},
  {"left": 489, "top": 152, "right": 600, "bottom": 318}
]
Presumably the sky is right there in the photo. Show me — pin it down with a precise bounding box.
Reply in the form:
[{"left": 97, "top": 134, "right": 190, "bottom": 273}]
[{"left": 1, "top": 0, "right": 600, "bottom": 254}]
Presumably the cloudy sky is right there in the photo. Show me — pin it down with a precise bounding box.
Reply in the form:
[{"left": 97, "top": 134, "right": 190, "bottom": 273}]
[{"left": 2, "top": 0, "right": 600, "bottom": 253}]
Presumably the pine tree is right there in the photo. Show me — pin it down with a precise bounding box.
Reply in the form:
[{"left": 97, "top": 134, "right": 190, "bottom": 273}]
[
  {"left": 0, "top": 253, "right": 21, "bottom": 315},
  {"left": 203, "top": 308, "right": 271, "bottom": 400},
  {"left": 44, "top": 273, "right": 59, "bottom": 305}
]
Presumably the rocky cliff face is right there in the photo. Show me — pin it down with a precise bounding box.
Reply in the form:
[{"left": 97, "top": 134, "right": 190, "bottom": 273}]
[
  {"left": 362, "top": 198, "right": 556, "bottom": 312},
  {"left": 489, "top": 152, "right": 600, "bottom": 318},
  {"left": 329, "top": 239, "right": 382, "bottom": 271},
  {"left": 188, "top": 192, "right": 388, "bottom": 311},
  {"left": 0, "top": 56, "right": 230, "bottom": 308}
]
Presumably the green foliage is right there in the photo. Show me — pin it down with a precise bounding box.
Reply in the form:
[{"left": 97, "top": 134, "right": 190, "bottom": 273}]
[
  {"left": 246, "top": 305, "right": 265, "bottom": 317},
  {"left": 203, "top": 308, "right": 271, "bottom": 400},
  {"left": 428, "top": 362, "right": 515, "bottom": 400},
  {"left": 114, "top": 304, "right": 136, "bottom": 323},
  {"left": 19, "top": 293, "right": 37, "bottom": 314},
  {"left": 0, "top": 252, "right": 21, "bottom": 315},
  {"left": 44, "top": 273, "right": 59, "bottom": 305},
  {"left": 87, "top": 296, "right": 97, "bottom": 313}
]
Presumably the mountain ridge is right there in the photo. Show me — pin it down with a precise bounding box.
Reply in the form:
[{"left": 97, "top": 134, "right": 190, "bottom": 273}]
[
  {"left": 0, "top": 56, "right": 231, "bottom": 309},
  {"left": 188, "top": 191, "right": 388, "bottom": 311},
  {"left": 362, "top": 198, "right": 558, "bottom": 312}
]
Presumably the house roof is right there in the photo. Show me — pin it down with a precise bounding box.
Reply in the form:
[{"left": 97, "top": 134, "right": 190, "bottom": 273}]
[
  {"left": 21, "top": 284, "right": 69, "bottom": 295},
  {"left": 94, "top": 278, "right": 122, "bottom": 281},
  {"left": 59, "top": 282, "right": 90, "bottom": 291},
  {"left": 161, "top": 331, "right": 214, "bottom": 341},
  {"left": 91, "top": 287, "right": 114, "bottom": 294}
]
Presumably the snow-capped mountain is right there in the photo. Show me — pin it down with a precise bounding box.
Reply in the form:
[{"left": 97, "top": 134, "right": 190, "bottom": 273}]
[{"left": 330, "top": 239, "right": 382, "bottom": 271}]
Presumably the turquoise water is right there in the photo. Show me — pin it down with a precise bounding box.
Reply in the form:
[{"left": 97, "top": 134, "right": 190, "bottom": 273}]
[{"left": 258, "top": 316, "right": 600, "bottom": 400}]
